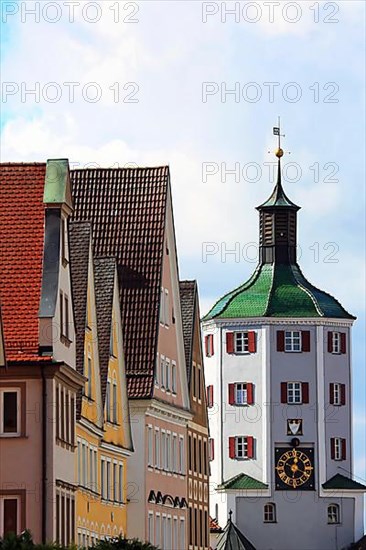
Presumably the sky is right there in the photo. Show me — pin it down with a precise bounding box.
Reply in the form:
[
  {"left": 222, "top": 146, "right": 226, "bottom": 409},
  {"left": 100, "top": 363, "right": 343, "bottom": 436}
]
[{"left": 1, "top": 0, "right": 365, "bottom": 481}]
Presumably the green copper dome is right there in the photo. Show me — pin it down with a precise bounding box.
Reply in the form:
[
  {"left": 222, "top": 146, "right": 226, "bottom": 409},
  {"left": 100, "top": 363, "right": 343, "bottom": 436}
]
[{"left": 203, "top": 263, "right": 355, "bottom": 320}]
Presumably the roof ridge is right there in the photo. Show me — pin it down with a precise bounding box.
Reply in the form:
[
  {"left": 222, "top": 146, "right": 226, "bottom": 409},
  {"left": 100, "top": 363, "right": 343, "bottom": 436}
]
[
  {"left": 293, "top": 263, "right": 355, "bottom": 319},
  {"left": 0, "top": 162, "right": 46, "bottom": 166},
  {"left": 71, "top": 165, "right": 169, "bottom": 172},
  {"left": 290, "top": 264, "right": 324, "bottom": 317}
]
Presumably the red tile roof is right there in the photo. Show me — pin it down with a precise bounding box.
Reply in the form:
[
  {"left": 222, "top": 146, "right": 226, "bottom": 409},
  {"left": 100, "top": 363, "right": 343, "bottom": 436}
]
[
  {"left": 0, "top": 163, "right": 46, "bottom": 358},
  {"left": 210, "top": 516, "right": 223, "bottom": 533},
  {"left": 71, "top": 167, "right": 169, "bottom": 398}
]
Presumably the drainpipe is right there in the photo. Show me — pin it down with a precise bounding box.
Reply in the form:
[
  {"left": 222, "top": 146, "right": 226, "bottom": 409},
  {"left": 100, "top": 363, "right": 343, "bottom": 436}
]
[{"left": 41, "top": 368, "right": 47, "bottom": 544}]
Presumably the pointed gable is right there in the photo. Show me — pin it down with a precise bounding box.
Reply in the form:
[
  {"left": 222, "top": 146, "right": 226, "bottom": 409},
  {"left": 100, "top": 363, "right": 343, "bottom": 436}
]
[
  {"left": 71, "top": 167, "right": 169, "bottom": 398},
  {"left": 0, "top": 163, "right": 46, "bottom": 358},
  {"left": 217, "top": 516, "right": 257, "bottom": 550}
]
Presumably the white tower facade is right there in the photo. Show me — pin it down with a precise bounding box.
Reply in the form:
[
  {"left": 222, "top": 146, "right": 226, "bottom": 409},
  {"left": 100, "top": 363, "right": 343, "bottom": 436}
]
[{"left": 203, "top": 151, "right": 365, "bottom": 550}]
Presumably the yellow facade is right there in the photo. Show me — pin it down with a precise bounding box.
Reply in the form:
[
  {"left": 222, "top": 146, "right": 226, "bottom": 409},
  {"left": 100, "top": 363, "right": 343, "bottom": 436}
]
[{"left": 76, "top": 265, "right": 132, "bottom": 546}]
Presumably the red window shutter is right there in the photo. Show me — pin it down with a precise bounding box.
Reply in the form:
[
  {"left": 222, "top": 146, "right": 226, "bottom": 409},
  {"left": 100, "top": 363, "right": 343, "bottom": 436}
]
[
  {"left": 247, "top": 383, "right": 254, "bottom": 405},
  {"left": 207, "top": 385, "right": 214, "bottom": 408},
  {"left": 340, "top": 333, "right": 346, "bottom": 354},
  {"left": 341, "top": 439, "right": 346, "bottom": 460},
  {"left": 328, "top": 332, "right": 333, "bottom": 353},
  {"left": 248, "top": 331, "right": 256, "bottom": 353},
  {"left": 302, "top": 382, "right": 309, "bottom": 404},
  {"left": 204, "top": 335, "right": 209, "bottom": 357},
  {"left": 226, "top": 332, "right": 234, "bottom": 354},
  {"left": 281, "top": 382, "right": 287, "bottom": 404},
  {"left": 209, "top": 439, "right": 214, "bottom": 461},
  {"left": 229, "top": 437, "right": 236, "bottom": 459},
  {"left": 330, "top": 438, "right": 335, "bottom": 460},
  {"left": 340, "top": 384, "right": 346, "bottom": 406},
  {"left": 277, "top": 331, "right": 285, "bottom": 352},
  {"left": 302, "top": 331, "right": 310, "bottom": 352},
  {"left": 228, "top": 384, "right": 235, "bottom": 405},
  {"left": 329, "top": 383, "right": 335, "bottom": 405},
  {"left": 247, "top": 436, "right": 254, "bottom": 459}
]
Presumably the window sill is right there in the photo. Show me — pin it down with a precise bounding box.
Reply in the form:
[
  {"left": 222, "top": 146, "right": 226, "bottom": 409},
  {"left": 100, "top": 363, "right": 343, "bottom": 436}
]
[
  {"left": 284, "top": 350, "right": 302, "bottom": 353},
  {"left": 0, "top": 433, "right": 27, "bottom": 439},
  {"left": 264, "top": 521, "right": 277, "bottom": 524}
]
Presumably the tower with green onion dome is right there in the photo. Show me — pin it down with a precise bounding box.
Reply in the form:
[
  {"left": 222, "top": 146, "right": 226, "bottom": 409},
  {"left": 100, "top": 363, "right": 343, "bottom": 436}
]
[{"left": 203, "top": 125, "right": 364, "bottom": 550}]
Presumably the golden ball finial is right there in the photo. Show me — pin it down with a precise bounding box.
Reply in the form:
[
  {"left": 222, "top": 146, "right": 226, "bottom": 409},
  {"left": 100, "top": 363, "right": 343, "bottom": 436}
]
[{"left": 276, "top": 148, "right": 284, "bottom": 158}]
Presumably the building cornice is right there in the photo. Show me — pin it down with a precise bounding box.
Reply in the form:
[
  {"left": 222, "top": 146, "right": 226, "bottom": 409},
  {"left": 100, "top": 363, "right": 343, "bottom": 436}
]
[
  {"left": 202, "top": 317, "right": 354, "bottom": 329},
  {"left": 100, "top": 440, "right": 132, "bottom": 458},
  {"left": 131, "top": 398, "right": 193, "bottom": 426}
]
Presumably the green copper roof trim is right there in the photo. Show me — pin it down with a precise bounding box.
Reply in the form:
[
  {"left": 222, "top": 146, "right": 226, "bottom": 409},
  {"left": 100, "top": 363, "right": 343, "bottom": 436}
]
[
  {"left": 218, "top": 472, "right": 268, "bottom": 490},
  {"left": 44, "top": 159, "right": 73, "bottom": 208},
  {"left": 203, "top": 263, "right": 355, "bottom": 321},
  {"left": 322, "top": 474, "right": 366, "bottom": 491}
]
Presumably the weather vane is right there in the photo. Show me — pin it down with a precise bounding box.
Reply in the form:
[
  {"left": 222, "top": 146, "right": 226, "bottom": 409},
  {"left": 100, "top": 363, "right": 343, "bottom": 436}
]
[{"left": 269, "top": 117, "right": 290, "bottom": 158}]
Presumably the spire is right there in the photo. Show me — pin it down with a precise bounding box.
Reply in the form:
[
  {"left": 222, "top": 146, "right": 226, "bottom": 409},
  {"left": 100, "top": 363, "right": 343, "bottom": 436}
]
[{"left": 257, "top": 120, "right": 300, "bottom": 265}]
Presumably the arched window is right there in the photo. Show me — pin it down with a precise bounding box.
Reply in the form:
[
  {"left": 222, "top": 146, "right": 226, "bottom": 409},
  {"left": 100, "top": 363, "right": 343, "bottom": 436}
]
[
  {"left": 327, "top": 504, "right": 340, "bottom": 524},
  {"left": 264, "top": 503, "right": 276, "bottom": 523}
]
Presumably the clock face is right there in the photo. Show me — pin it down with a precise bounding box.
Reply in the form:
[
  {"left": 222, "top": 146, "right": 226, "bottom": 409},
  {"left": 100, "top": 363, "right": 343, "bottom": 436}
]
[{"left": 275, "top": 447, "right": 315, "bottom": 490}]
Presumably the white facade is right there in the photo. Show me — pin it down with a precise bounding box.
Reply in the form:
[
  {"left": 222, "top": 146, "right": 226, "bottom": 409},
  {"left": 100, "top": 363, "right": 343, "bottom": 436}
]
[{"left": 203, "top": 317, "right": 364, "bottom": 550}]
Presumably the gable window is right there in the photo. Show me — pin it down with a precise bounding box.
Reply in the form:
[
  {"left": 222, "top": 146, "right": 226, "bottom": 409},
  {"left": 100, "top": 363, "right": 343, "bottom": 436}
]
[
  {"left": 204, "top": 334, "right": 214, "bottom": 357},
  {"left": 165, "top": 359, "right": 171, "bottom": 392},
  {"left": 327, "top": 504, "right": 340, "bottom": 524},
  {"left": 0, "top": 389, "right": 20, "bottom": 436},
  {"left": 330, "top": 383, "right": 346, "bottom": 406},
  {"left": 160, "top": 288, "right": 170, "bottom": 326},
  {"left": 331, "top": 437, "right": 346, "bottom": 461},
  {"left": 171, "top": 362, "right": 177, "bottom": 394},
  {"left": 154, "top": 353, "right": 159, "bottom": 386},
  {"left": 328, "top": 331, "right": 346, "bottom": 354},
  {"left": 264, "top": 503, "right": 276, "bottom": 523},
  {"left": 112, "top": 381, "right": 117, "bottom": 423},
  {"left": 281, "top": 382, "right": 309, "bottom": 405},
  {"left": 228, "top": 383, "right": 254, "bottom": 405},
  {"left": 229, "top": 436, "right": 254, "bottom": 459},
  {"left": 61, "top": 217, "right": 69, "bottom": 264},
  {"left": 147, "top": 426, "right": 153, "bottom": 467},
  {"left": 160, "top": 356, "right": 165, "bottom": 389},
  {"left": 106, "top": 381, "right": 111, "bottom": 422},
  {"left": 226, "top": 331, "right": 256, "bottom": 354},
  {"left": 206, "top": 385, "right": 214, "bottom": 408}
]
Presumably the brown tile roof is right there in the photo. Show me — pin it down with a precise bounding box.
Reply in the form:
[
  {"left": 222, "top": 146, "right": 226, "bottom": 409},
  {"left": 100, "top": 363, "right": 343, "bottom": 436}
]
[
  {"left": 179, "top": 280, "right": 197, "bottom": 384},
  {"left": 0, "top": 163, "right": 46, "bottom": 358},
  {"left": 71, "top": 167, "right": 169, "bottom": 398}
]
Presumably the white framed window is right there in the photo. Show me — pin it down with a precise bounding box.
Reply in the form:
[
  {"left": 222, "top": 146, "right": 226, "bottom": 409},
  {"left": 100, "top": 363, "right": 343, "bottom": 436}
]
[
  {"left": 160, "top": 288, "right": 164, "bottom": 324},
  {"left": 155, "top": 514, "right": 161, "bottom": 547},
  {"left": 171, "top": 362, "right": 177, "bottom": 394},
  {"left": 173, "top": 517, "right": 178, "bottom": 550},
  {"left": 333, "top": 383, "right": 341, "bottom": 406},
  {"left": 101, "top": 458, "right": 106, "bottom": 499},
  {"left": 235, "top": 436, "right": 248, "bottom": 459},
  {"left": 285, "top": 331, "right": 301, "bottom": 352},
  {"left": 179, "top": 518, "right": 185, "bottom": 550},
  {"left": 161, "top": 431, "right": 166, "bottom": 470},
  {"left": 106, "top": 460, "right": 111, "bottom": 501},
  {"left": 172, "top": 434, "right": 177, "bottom": 473},
  {"left": 179, "top": 436, "right": 185, "bottom": 474},
  {"left": 235, "top": 331, "right": 249, "bottom": 353},
  {"left": 147, "top": 425, "right": 153, "bottom": 467},
  {"left": 154, "top": 353, "right": 160, "bottom": 386},
  {"left": 148, "top": 512, "right": 154, "bottom": 543},
  {"left": 165, "top": 358, "right": 171, "bottom": 392},
  {"left": 161, "top": 515, "right": 166, "bottom": 549},
  {"left": 160, "top": 355, "right": 165, "bottom": 389},
  {"left": 106, "top": 381, "right": 111, "bottom": 422},
  {"left": 264, "top": 503, "right": 276, "bottom": 523},
  {"left": 327, "top": 504, "right": 340, "bottom": 524},
  {"left": 155, "top": 429, "right": 160, "bottom": 468},
  {"left": 164, "top": 289, "right": 170, "bottom": 327},
  {"left": 77, "top": 440, "right": 81, "bottom": 483},
  {"left": 0, "top": 496, "right": 20, "bottom": 536},
  {"left": 118, "top": 463, "right": 124, "bottom": 503},
  {"left": 113, "top": 462, "right": 117, "bottom": 501},
  {"left": 61, "top": 216, "right": 69, "bottom": 264},
  {"left": 0, "top": 388, "right": 20, "bottom": 436},
  {"left": 166, "top": 432, "right": 171, "bottom": 471},
  {"left": 334, "top": 437, "right": 343, "bottom": 461},
  {"left": 166, "top": 515, "right": 172, "bottom": 549},
  {"left": 86, "top": 346, "right": 92, "bottom": 398},
  {"left": 112, "top": 381, "right": 117, "bottom": 423},
  {"left": 332, "top": 332, "right": 341, "bottom": 354},
  {"left": 287, "top": 382, "right": 302, "bottom": 404},
  {"left": 235, "top": 383, "right": 248, "bottom": 405}
]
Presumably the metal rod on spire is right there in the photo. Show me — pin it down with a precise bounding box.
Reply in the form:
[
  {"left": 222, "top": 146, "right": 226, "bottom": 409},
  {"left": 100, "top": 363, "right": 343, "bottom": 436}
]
[{"left": 273, "top": 116, "right": 285, "bottom": 158}]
